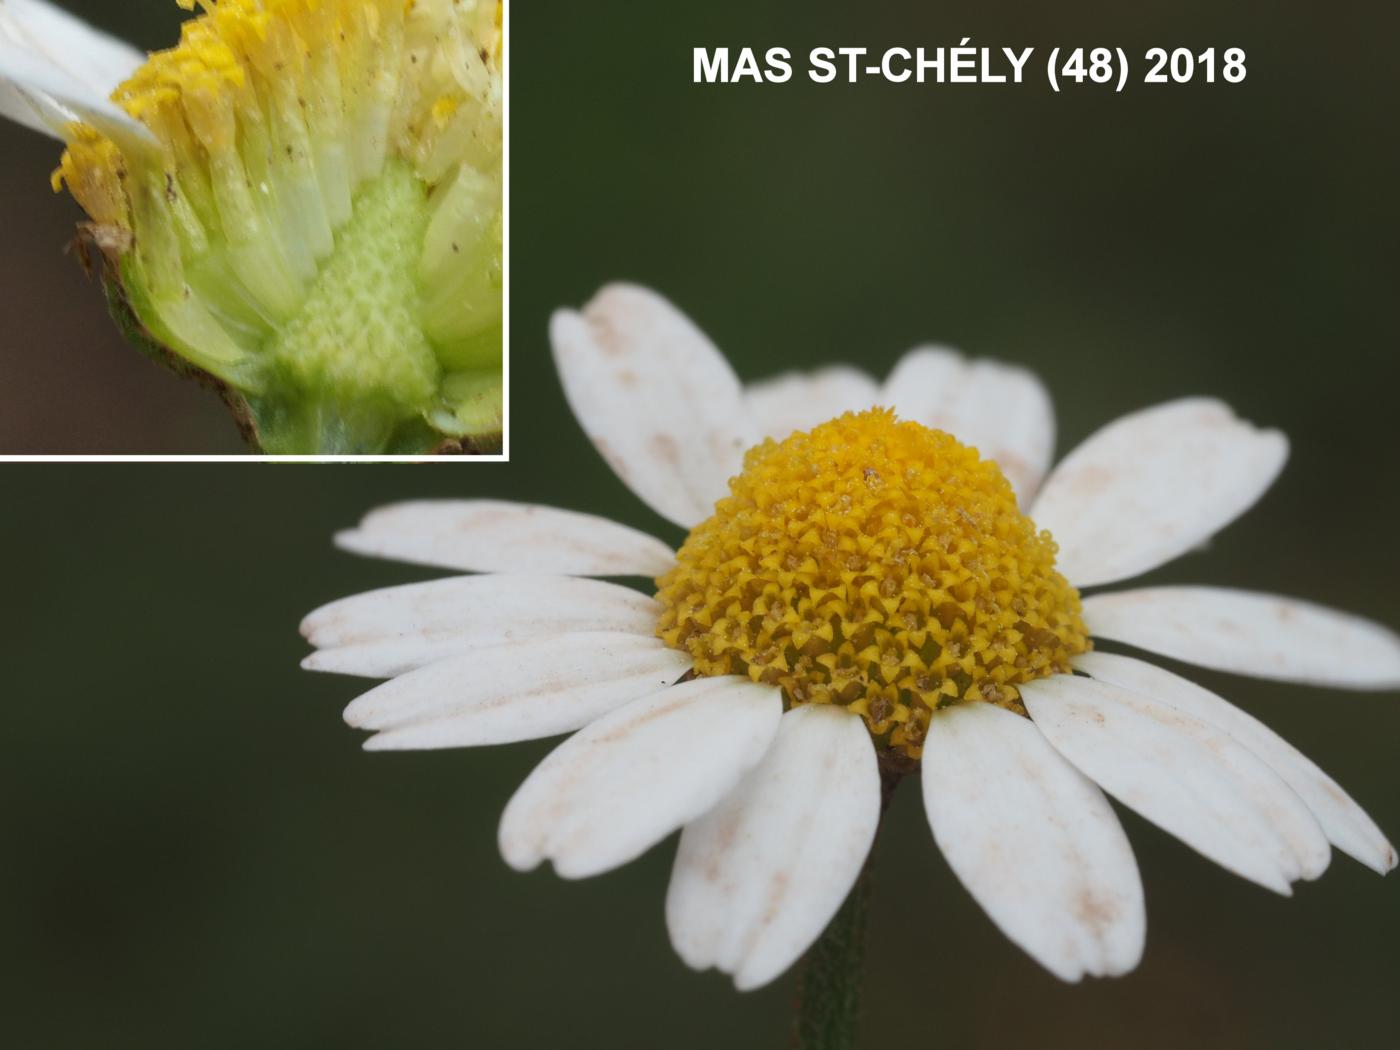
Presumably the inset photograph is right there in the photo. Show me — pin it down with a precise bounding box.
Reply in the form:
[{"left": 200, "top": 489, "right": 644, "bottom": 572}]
[{"left": 0, "top": 0, "right": 504, "bottom": 456}]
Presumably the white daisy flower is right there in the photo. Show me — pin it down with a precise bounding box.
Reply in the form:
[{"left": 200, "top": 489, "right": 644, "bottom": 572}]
[
  {"left": 0, "top": 0, "right": 503, "bottom": 454},
  {"left": 303, "top": 283, "right": 1400, "bottom": 989}
]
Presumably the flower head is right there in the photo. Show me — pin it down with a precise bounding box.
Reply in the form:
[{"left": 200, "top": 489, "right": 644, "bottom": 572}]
[
  {"left": 656, "top": 409, "right": 1091, "bottom": 754},
  {"left": 1, "top": 0, "right": 502, "bottom": 453},
  {"left": 303, "top": 284, "right": 1399, "bottom": 988}
]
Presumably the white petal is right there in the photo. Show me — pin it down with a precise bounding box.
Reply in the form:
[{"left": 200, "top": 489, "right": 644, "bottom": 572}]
[
  {"left": 1022, "top": 675, "right": 1329, "bottom": 893},
  {"left": 550, "top": 285, "right": 758, "bottom": 528},
  {"left": 922, "top": 703, "right": 1145, "bottom": 982},
  {"left": 0, "top": 2, "right": 149, "bottom": 145},
  {"left": 666, "top": 706, "right": 880, "bottom": 991},
  {"left": 1083, "top": 587, "right": 1400, "bottom": 690},
  {"left": 882, "top": 346, "right": 1055, "bottom": 504},
  {"left": 1030, "top": 399, "right": 1287, "bottom": 587},
  {"left": 342, "top": 634, "right": 693, "bottom": 748},
  {"left": 744, "top": 366, "right": 881, "bottom": 442},
  {"left": 301, "top": 574, "right": 661, "bottom": 678},
  {"left": 2, "top": 1, "right": 145, "bottom": 92},
  {"left": 334, "top": 500, "right": 675, "bottom": 577},
  {"left": 499, "top": 676, "right": 783, "bottom": 878},
  {"left": 1075, "top": 651, "right": 1396, "bottom": 874},
  {"left": 0, "top": 68, "right": 60, "bottom": 135}
]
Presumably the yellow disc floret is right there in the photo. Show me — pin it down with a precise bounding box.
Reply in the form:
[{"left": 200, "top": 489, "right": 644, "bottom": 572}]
[{"left": 656, "top": 410, "right": 1091, "bottom": 759}]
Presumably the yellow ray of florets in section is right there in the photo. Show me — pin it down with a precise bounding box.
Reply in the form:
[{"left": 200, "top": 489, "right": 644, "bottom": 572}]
[
  {"left": 655, "top": 410, "right": 1091, "bottom": 759},
  {"left": 52, "top": 126, "right": 128, "bottom": 228}
]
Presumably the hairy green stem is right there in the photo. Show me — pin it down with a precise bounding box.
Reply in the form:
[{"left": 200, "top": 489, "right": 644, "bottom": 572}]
[
  {"left": 791, "top": 860, "right": 873, "bottom": 1050},
  {"left": 791, "top": 761, "right": 907, "bottom": 1050}
]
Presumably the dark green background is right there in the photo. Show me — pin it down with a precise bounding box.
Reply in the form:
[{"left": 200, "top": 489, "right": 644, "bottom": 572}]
[{"left": 3, "top": 1, "right": 1398, "bottom": 1047}]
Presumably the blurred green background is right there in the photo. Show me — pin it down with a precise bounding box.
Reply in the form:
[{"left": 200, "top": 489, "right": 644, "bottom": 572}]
[{"left": 3, "top": 0, "right": 1399, "bottom": 1047}]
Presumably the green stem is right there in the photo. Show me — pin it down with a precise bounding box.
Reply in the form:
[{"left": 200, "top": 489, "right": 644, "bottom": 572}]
[
  {"left": 791, "top": 760, "right": 907, "bottom": 1050},
  {"left": 791, "top": 860, "right": 873, "bottom": 1050}
]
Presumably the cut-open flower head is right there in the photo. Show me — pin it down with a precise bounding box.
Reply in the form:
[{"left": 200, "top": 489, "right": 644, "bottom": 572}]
[{"left": 1, "top": 0, "right": 503, "bottom": 453}]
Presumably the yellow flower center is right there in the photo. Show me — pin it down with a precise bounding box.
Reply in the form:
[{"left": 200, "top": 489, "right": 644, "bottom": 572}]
[{"left": 655, "top": 410, "right": 1090, "bottom": 759}]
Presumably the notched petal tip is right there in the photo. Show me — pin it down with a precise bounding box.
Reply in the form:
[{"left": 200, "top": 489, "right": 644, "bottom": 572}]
[
  {"left": 1301, "top": 842, "right": 1333, "bottom": 882},
  {"left": 302, "top": 647, "right": 384, "bottom": 678},
  {"left": 584, "top": 281, "right": 672, "bottom": 318},
  {"left": 361, "top": 731, "right": 436, "bottom": 753},
  {"left": 298, "top": 602, "right": 340, "bottom": 642},
  {"left": 1261, "top": 424, "right": 1290, "bottom": 456},
  {"left": 546, "top": 307, "right": 585, "bottom": 353},
  {"left": 332, "top": 528, "right": 374, "bottom": 556},
  {"left": 549, "top": 853, "right": 617, "bottom": 882},
  {"left": 731, "top": 967, "right": 777, "bottom": 994},
  {"left": 497, "top": 833, "right": 544, "bottom": 875}
]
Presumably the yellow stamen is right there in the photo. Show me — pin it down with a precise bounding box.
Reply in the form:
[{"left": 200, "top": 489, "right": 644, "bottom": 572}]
[
  {"left": 55, "top": 0, "right": 503, "bottom": 227},
  {"left": 656, "top": 410, "right": 1091, "bottom": 759}
]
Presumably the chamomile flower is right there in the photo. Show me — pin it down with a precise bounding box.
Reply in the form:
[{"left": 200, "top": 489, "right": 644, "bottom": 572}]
[
  {"left": 0, "top": 0, "right": 502, "bottom": 453},
  {"left": 302, "top": 284, "right": 1399, "bottom": 987}
]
